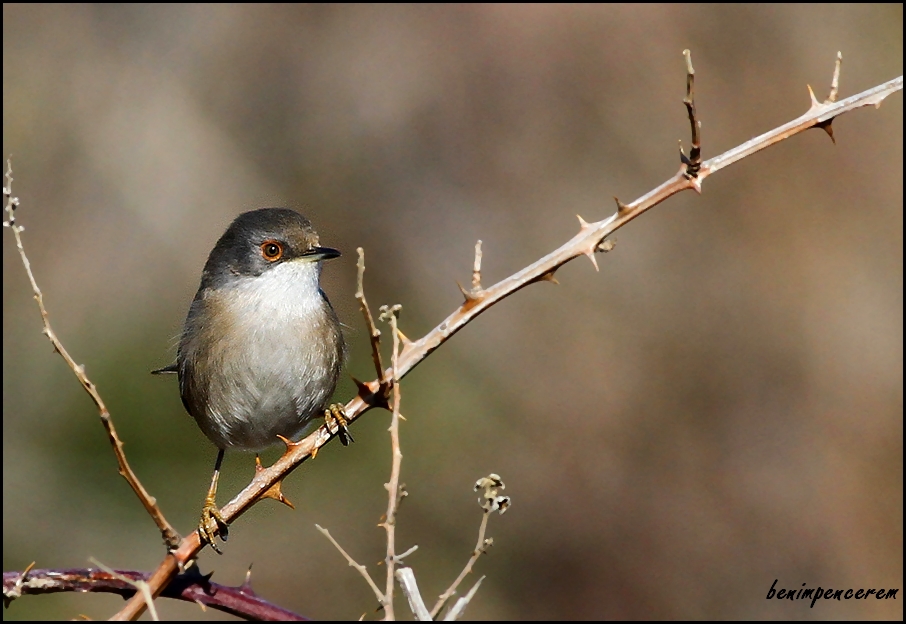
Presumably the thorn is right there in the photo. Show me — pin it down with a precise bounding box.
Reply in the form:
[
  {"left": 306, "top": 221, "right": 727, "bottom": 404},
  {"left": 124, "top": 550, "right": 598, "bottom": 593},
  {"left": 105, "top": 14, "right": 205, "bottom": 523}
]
[
  {"left": 678, "top": 140, "right": 690, "bottom": 163},
  {"left": 690, "top": 176, "right": 703, "bottom": 194},
  {"left": 540, "top": 270, "right": 559, "bottom": 284},
  {"left": 614, "top": 197, "right": 631, "bottom": 216},
  {"left": 374, "top": 381, "right": 393, "bottom": 410},
  {"left": 396, "top": 328, "right": 412, "bottom": 345},
  {"left": 583, "top": 248, "right": 599, "bottom": 272},
  {"left": 807, "top": 84, "right": 820, "bottom": 109},
  {"left": 817, "top": 119, "right": 836, "bottom": 144},
  {"left": 276, "top": 434, "right": 303, "bottom": 453},
  {"left": 261, "top": 478, "right": 295, "bottom": 509},
  {"left": 457, "top": 281, "right": 484, "bottom": 310},
  {"left": 351, "top": 376, "right": 372, "bottom": 398},
  {"left": 456, "top": 281, "right": 479, "bottom": 303},
  {"left": 241, "top": 564, "right": 255, "bottom": 593},
  {"left": 576, "top": 214, "right": 590, "bottom": 229},
  {"left": 256, "top": 455, "right": 296, "bottom": 508}
]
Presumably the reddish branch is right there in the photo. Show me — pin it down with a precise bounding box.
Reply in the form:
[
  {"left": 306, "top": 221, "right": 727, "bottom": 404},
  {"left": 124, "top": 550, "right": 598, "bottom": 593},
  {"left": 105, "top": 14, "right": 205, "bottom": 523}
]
[{"left": 2, "top": 567, "right": 305, "bottom": 620}]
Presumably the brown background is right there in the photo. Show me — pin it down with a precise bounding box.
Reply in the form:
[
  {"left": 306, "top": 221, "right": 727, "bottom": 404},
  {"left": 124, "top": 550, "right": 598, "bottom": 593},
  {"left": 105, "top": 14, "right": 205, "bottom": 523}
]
[{"left": 3, "top": 4, "right": 902, "bottom": 620}]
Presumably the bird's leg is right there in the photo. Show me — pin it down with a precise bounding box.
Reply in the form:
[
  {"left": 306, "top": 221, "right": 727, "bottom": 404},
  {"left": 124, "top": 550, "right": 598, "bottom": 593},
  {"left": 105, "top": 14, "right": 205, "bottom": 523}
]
[
  {"left": 198, "top": 448, "right": 229, "bottom": 554},
  {"left": 325, "top": 404, "right": 354, "bottom": 446}
]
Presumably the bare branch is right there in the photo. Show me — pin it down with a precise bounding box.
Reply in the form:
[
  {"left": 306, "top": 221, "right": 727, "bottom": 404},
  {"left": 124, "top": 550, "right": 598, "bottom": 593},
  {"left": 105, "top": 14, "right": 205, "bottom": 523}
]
[
  {"left": 109, "top": 58, "right": 904, "bottom": 621},
  {"left": 680, "top": 49, "right": 702, "bottom": 179},
  {"left": 3, "top": 160, "right": 180, "bottom": 551},
  {"left": 378, "top": 303, "right": 405, "bottom": 620},
  {"left": 431, "top": 474, "right": 509, "bottom": 618},
  {"left": 315, "top": 525, "right": 385, "bottom": 604},
  {"left": 827, "top": 51, "right": 842, "bottom": 103},
  {"left": 431, "top": 512, "right": 490, "bottom": 618},
  {"left": 355, "top": 247, "right": 387, "bottom": 390},
  {"left": 471, "top": 240, "right": 483, "bottom": 293}
]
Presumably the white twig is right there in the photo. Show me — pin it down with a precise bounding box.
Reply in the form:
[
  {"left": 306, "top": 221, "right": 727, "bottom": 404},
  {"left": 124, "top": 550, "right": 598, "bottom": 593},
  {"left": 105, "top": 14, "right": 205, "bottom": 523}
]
[{"left": 395, "top": 567, "right": 432, "bottom": 621}]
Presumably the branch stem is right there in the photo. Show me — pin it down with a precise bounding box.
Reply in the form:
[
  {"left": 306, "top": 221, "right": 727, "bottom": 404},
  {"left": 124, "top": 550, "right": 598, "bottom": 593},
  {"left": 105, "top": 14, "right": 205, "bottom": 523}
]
[{"left": 105, "top": 63, "right": 903, "bottom": 622}]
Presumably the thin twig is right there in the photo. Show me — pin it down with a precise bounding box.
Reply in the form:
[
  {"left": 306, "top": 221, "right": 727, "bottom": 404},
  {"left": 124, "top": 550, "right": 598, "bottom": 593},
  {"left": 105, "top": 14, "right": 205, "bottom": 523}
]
[
  {"left": 471, "top": 240, "right": 483, "bottom": 293},
  {"left": 378, "top": 304, "right": 404, "bottom": 620},
  {"left": 110, "top": 57, "right": 903, "bottom": 622},
  {"left": 442, "top": 576, "right": 485, "bottom": 622},
  {"left": 395, "top": 544, "right": 419, "bottom": 562},
  {"left": 3, "top": 160, "right": 180, "bottom": 551},
  {"left": 355, "top": 247, "right": 386, "bottom": 388},
  {"left": 315, "top": 525, "right": 385, "bottom": 604},
  {"left": 680, "top": 49, "right": 701, "bottom": 178},
  {"left": 827, "top": 51, "right": 842, "bottom": 103},
  {"left": 431, "top": 512, "right": 492, "bottom": 618}
]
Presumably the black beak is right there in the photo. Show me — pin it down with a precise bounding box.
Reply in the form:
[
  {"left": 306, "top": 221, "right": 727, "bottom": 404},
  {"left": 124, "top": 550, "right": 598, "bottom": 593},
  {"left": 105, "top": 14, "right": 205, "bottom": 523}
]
[{"left": 307, "top": 246, "right": 341, "bottom": 261}]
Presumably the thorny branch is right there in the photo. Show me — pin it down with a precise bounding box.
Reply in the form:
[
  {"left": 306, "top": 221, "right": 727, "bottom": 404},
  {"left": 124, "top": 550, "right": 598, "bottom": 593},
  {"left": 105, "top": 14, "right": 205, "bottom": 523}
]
[
  {"left": 112, "top": 51, "right": 906, "bottom": 623},
  {"left": 5, "top": 51, "right": 899, "bottom": 620},
  {"left": 1, "top": 567, "right": 306, "bottom": 620},
  {"left": 2, "top": 161, "right": 181, "bottom": 552}
]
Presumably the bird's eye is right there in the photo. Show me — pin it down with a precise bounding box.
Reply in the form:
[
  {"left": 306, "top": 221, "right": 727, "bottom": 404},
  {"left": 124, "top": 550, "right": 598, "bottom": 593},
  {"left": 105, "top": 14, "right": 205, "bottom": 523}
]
[{"left": 260, "top": 241, "right": 283, "bottom": 261}]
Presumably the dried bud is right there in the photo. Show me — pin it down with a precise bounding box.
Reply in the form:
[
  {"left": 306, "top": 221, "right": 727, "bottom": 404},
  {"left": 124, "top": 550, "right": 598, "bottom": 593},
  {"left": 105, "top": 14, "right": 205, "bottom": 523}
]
[{"left": 475, "top": 473, "right": 511, "bottom": 515}]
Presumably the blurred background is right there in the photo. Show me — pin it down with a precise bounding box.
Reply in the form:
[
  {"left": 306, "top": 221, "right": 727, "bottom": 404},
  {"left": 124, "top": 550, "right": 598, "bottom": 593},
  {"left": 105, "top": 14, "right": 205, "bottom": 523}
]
[{"left": 3, "top": 4, "right": 902, "bottom": 620}]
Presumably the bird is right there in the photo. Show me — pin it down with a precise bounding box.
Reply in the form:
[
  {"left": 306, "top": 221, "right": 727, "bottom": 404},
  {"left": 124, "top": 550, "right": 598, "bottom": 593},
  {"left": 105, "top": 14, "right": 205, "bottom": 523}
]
[{"left": 154, "top": 207, "right": 349, "bottom": 551}]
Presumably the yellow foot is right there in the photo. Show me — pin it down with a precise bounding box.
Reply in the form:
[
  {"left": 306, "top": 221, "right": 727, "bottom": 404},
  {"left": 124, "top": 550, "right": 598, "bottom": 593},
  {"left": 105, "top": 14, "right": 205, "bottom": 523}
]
[
  {"left": 325, "top": 403, "right": 354, "bottom": 446},
  {"left": 198, "top": 500, "right": 229, "bottom": 554}
]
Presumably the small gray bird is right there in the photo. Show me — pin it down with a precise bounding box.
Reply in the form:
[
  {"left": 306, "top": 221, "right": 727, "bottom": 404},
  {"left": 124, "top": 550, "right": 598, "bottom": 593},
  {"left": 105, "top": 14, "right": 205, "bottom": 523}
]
[{"left": 154, "top": 208, "right": 348, "bottom": 551}]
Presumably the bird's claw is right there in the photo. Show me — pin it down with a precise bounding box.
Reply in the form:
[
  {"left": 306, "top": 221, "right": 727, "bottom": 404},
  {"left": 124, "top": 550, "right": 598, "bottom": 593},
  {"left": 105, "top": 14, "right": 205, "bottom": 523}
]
[
  {"left": 198, "top": 499, "right": 229, "bottom": 554},
  {"left": 325, "top": 403, "right": 354, "bottom": 445}
]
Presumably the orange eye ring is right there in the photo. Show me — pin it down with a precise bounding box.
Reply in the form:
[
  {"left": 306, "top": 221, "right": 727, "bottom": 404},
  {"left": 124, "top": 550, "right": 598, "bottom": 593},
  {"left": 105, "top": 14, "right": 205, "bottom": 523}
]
[{"left": 260, "top": 240, "right": 283, "bottom": 261}]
